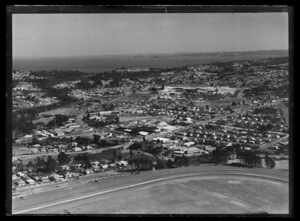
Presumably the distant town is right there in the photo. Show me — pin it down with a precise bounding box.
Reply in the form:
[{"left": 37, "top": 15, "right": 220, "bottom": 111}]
[{"left": 12, "top": 56, "right": 289, "bottom": 197}]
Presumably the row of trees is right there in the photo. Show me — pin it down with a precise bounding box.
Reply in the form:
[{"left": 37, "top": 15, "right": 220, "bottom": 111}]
[
  {"left": 47, "top": 114, "right": 69, "bottom": 128},
  {"left": 156, "top": 156, "right": 189, "bottom": 169},
  {"left": 14, "top": 152, "right": 73, "bottom": 175},
  {"left": 127, "top": 154, "right": 189, "bottom": 171},
  {"left": 128, "top": 155, "right": 154, "bottom": 171},
  {"left": 211, "top": 147, "right": 276, "bottom": 169},
  {"left": 239, "top": 151, "right": 262, "bottom": 168}
]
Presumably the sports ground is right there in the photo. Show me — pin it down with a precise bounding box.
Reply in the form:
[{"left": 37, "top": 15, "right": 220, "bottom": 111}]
[{"left": 12, "top": 165, "right": 289, "bottom": 215}]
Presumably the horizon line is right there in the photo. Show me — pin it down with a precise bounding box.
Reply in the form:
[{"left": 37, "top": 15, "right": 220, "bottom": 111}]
[{"left": 13, "top": 49, "right": 289, "bottom": 60}]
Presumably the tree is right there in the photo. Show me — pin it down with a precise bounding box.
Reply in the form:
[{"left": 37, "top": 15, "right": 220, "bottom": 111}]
[
  {"left": 265, "top": 154, "right": 276, "bottom": 169},
  {"left": 117, "top": 153, "right": 123, "bottom": 161},
  {"left": 74, "top": 153, "right": 92, "bottom": 169},
  {"left": 182, "top": 155, "right": 189, "bottom": 167},
  {"left": 129, "top": 142, "right": 143, "bottom": 151},
  {"left": 155, "top": 159, "right": 167, "bottom": 169},
  {"left": 174, "top": 156, "right": 184, "bottom": 167},
  {"left": 239, "top": 151, "right": 262, "bottom": 168},
  {"left": 265, "top": 154, "right": 270, "bottom": 168},
  {"left": 36, "top": 157, "right": 46, "bottom": 169},
  {"left": 15, "top": 161, "right": 25, "bottom": 173},
  {"left": 57, "top": 167, "right": 67, "bottom": 176},
  {"left": 58, "top": 152, "right": 71, "bottom": 166},
  {"left": 44, "top": 156, "right": 58, "bottom": 173},
  {"left": 47, "top": 114, "right": 69, "bottom": 128},
  {"left": 167, "top": 159, "right": 174, "bottom": 168},
  {"left": 149, "top": 87, "right": 158, "bottom": 94},
  {"left": 148, "top": 146, "right": 162, "bottom": 156},
  {"left": 49, "top": 176, "right": 56, "bottom": 182},
  {"left": 128, "top": 155, "right": 151, "bottom": 171},
  {"left": 130, "top": 149, "right": 133, "bottom": 158},
  {"left": 253, "top": 155, "right": 263, "bottom": 168},
  {"left": 269, "top": 158, "right": 276, "bottom": 169},
  {"left": 112, "top": 149, "right": 117, "bottom": 163},
  {"left": 83, "top": 111, "right": 90, "bottom": 122},
  {"left": 12, "top": 116, "right": 36, "bottom": 134},
  {"left": 115, "top": 116, "right": 120, "bottom": 124},
  {"left": 69, "top": 164, "right": 76, "bottom": 172},
  {"left": 212, "top": 148, "right": 229, "bottom": 164},
  {"left": 27, "top": 161, "right": 34, "bottom": 169},
  {"left": 92, "top": 134, "right": 101, "bottom": 145},
  {"left": 75, "top": 136, "right": 91, "bottom": 146}
]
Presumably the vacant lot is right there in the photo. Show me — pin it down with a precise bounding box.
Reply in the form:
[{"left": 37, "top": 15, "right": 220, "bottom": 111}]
[
  {"left": 39, "top": 107, "right": 81, "bottom": 116},
  {"left": 119, "top": 115, "right": 154, "bottom": 122},
  {"left": 32, "top": 117, "right": 53, "bottom": 125}
]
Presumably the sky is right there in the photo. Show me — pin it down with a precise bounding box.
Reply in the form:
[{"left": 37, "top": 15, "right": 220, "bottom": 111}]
[{"left": 12, "top": 13, "right": 289, "bottom": 58}]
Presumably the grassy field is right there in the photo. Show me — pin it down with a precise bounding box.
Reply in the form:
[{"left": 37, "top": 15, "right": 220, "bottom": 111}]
[
  {"left": 39, "top": 107, "right": 81, "bottom": 116},
  {"left": 47, "top": 175, "right": 288, "bottom": 214},
  {"left": 273, "top": 160, "right": 289, "bottom": 170},
  {"left": 119, "top": 115, "right": 154, "bottom": 122},
  {"left": 32, "top": 117, "right": 53, "bottom": 125}
]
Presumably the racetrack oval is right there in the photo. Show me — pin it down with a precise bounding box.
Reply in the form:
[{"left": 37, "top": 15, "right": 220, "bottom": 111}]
[{"left": 15, "top": 171, "right": 288, "bottom": 214}]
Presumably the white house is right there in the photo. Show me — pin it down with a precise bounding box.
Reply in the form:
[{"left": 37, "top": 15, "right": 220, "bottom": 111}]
[
  {"left": 184, "top": 141, "right": 195, "bottom": 147},
  {"left": 73, "top": 147, "right": 82, "bottom": 152}
]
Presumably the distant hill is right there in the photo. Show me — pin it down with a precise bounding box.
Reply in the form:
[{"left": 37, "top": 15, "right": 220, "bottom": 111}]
[{"left": 147, "top": 50, "right": 288, "bottom": 58}]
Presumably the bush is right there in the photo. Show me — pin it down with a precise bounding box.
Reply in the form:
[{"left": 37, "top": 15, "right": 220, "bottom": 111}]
[
  {"left": 47, "top": 114, "right": 69, "bottom": 127},
  {"left": 58, "top": 152, "right": 71, "bottom": 165},
  {"left": 44, "top": 156, "right": 58, "bottom": 173},
  {"left": 155, "top": 159, "right": 167, "bottom": 169},
  {"left": 128, "top": 142, "right": 143, "bottom": 151},
  {"left": 73, "top": 153, "right": 92, "bottom": 169}
]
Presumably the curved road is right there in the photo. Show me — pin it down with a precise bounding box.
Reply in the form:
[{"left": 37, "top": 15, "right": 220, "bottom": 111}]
[{"left": 12, "top": 165, "right": 289, "bottom": 214}]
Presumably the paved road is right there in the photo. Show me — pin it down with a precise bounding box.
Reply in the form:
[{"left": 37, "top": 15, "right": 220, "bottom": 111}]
[{"left": 12, "top": 165, "right": 288, "bottom": 214}]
